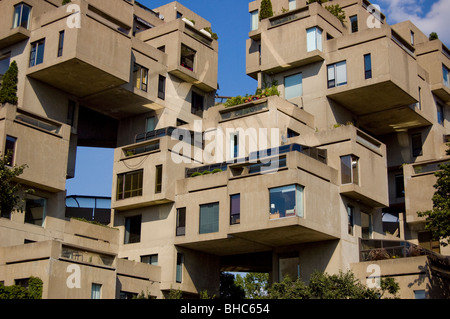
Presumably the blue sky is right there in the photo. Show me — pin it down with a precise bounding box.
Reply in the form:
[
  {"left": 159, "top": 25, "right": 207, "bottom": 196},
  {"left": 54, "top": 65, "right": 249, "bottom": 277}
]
[{"left": 66, "top": 0, "right": 449, "bottom": 197}]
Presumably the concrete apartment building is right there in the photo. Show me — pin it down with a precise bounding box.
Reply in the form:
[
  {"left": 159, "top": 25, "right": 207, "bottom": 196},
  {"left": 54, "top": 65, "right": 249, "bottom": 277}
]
[{"left": 0, "top": 0, "right": 449, "bottom": 299}]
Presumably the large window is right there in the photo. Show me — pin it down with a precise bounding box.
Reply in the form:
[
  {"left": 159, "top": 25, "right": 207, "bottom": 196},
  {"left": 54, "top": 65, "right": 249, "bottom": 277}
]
[
  {"left": 341, "top": 155, "right": 359, "bottom": 185},
  {"left": 364, "top": 54, "right": 372, "bottom": 79},
  {"left": 250, "top": 10, "right": 259, "bottom": 31},
  {"left": 176, "top": 207, "right": 186, "bottom": 236},
  {"left": 284, "top": 73, "right": 303, "bottom": 99},
  {"left": 180, "top": 44, "right": 195, "bottom": 72},
  {"left": 24, "top": 195, "right": 47, "bottom": 227},
  {"left": 269, "top": 185, "right": 304, "bottom": 219},
  {"left": 306, "top": 27, "right": 323, "bottom": 52},
  {"left": 117, "top": 170, "right": 143, "bottom": 200},
  {"left": 199, "top": 202, "right": 219, "bottom": 234},
  {"left": 133, "top": 64, "right": 148, "bottom": 92},
  {"left": 443, "top": 65, "right": 449, "bottom": 88},
  {"left": 230, "top": 194, "right": 240, "bottom": 225},
  {"left": 327, "top": 61, "right": 347, "bottom": 88},
  {"left": 13, "top": 3, "right": 32, "bottom": 29},
  {"left": 29, "top": 39, "right": 45, "bottom": 67},
  {"left": 124, "top": 215, "right": 141, "bottom": 244}
]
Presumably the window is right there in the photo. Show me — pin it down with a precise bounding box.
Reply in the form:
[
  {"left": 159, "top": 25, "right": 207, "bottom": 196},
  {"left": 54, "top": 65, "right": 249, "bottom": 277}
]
[
  {"left": 91, "top": 283, "right": 102, "bottom": 299},
  {"left": 288, "top": 0, "right": 296, "bottom": 11},
  {"left": 158, "top": 75, "right": 166, "bottom": 100},
  {"left": 347, "top": 205, "right": 354, "bottom": 235},
  {"left": 176, "top": 253, "right": 184, "bottom": 283},
  {"left": 176, "top": 11, "right": 183, "bottom": 19},
  {"left": 133, "top": 64, "right": 148, "bottom": 92},
  {"left": 414, "top": 290, "right": 426, "bottom": 300},
  {"left": 57, "top": 31, "right": 64, "bottom": 57},
  {"left": 269, "top": 185, "right": 304, "bottom": 219},
  {"left": 146, "top": 116, "right": 156, "bottom": 132},
  {"left": 116, "top": 170, "right": 143, "bottom": 200},
  {"left": 364, "top": 54, "right": 372, "bottom": 79},
  {"left": 0, "top": 53, "right": 11, "bottom": 79},
  {"left": 230, "top": 132, "right": 239, "bottom": 159},
  {"left": 284, "top": 73, "right": 303, "bottom": 99},
  {"left": 24, "top": 195, "right": 47, "bottom": 227},
  {"left": 350, "top": 15, "right": 358, "bottom": 33},
  {"left": 4, "top": 135, "right": 17, "bottom": 166},
  {"left": 395, "top": 174, "right": 405, "bottom": 198},
  {"left": 124, "top": 215, "right": 141, "bottom": 244},
  {"left": 133, "top": 16, "right": 153, "bottom": 36},
  {"left": 199, "top": 202, "right": 219, "bottom": 234},
  {"left": 361, "top": 212, "right": 372, "bottom": 239},
  {"left": 443, "top": 65, "right": 449, "bottom": 88},
  {"left": 341, "top": 155, "right": 359, "bottom": 185},
  {"left": 411, "top": 133, "right": 423, "bottom": 157},
  {"left": 13, "top": 3, "right": 32, "bottom": 29},
  {"left": 410, "top": 31, "right": 415, "bottom": 45},
  {"left": 191, "top": 91, "right": 204, "bottom": 117},
  {"left": 141, "top": 254, "right": 158, "bottom": 265},
  {"left": 29, "top": 39, "right": 45, "bottom": 67},
  {"left": 306, "top": 27, "right": 323, "bottom": 52},
  {"left": 250, "top": 10, "right": 259, "bottom": 31},
  {"left": 417, "top": 87, "right": 422, "bottom": 110},
  {"left": 327, "top": 61, "right": 347, "bottom": 88},
  {"left": 230, "top": 194, "right": 240, "bottom": 225},
  {"left": 437, "top": 102, "right": 445, "bottom": 125},
  {"left": 180, "top": 44, "right": 195, "bottom": 72},
  {"left": 155, "top": 165, "right": 162, "bottom": 194},
  {"left": 287, "top": 129, "right": 300, "bottom": 138},
  {"left": 176, "top": 207, "right": 186, "bottom": 236},
  {"left": 418, "top": 231, "right": 440, "bottom": 253}
]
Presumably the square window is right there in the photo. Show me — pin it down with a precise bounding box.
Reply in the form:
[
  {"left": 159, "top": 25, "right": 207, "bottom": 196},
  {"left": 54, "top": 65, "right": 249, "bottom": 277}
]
[
  {"left": 269, "top": 185, "right": 304, "bottom": 219},
  {"left": 24, "top": 195, "right": 47, "bottom": 227},
  {"left": 117, "top": 170, "right": 143, "bottom": 200},
  {"left": 328, "top": 61, "right": 347, "bottom": 88},
  {"left": 29, "top": 39, "right": 45, "bottom": 67}
]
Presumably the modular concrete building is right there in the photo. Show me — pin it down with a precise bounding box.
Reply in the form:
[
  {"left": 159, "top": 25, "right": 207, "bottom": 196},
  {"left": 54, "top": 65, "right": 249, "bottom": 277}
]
[{"left": 0, "top": 0, "right": 449, "bottom": 299}]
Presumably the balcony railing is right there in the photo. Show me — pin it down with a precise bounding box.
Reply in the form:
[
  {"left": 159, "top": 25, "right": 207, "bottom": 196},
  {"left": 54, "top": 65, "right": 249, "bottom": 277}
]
[{"left": 359, "top": 239, "right": 450, "bottom": 269}]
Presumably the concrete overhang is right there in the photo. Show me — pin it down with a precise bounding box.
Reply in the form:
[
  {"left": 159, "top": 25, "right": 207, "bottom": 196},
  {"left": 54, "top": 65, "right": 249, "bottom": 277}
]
[{"left": 0, "top": 26, "right": 30, "bottom": 50}]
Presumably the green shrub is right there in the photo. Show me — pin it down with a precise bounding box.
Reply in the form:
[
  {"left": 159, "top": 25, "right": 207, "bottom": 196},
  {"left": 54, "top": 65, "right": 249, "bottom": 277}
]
[
  {"left": 259, "top": 0, "right": 274, "bottom": 20},
  {"left": 212, "top": 169, "right": 223, "bottom": 174},
  {"left": 0, "top": 61, "right": 18, "bottom": 105}
]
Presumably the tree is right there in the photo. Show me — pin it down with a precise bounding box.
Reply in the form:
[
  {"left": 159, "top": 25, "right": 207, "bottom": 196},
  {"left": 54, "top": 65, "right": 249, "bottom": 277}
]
[
  {"left": 325, "top": 4, "right": 346, "bottom": 23},
  {"left": 0, "top": 277, "right": 43, "bottom": 299},
  {"left": 0, "top": 152, "right": 32, "bottom": 218},
  {"left": 235, "top": 273, "right": 269, "bottom": 299},
  {"left": 429, "top": 32, "right": 439, "bottom": 41},
  {"left": 259, "top": 0, "right": 274, "bottom": 21},
  {"left": 220, "top": 273, "right": 245, "bottom": 300},
  {"left": 0, "top": 60, "right": 18, "bottom": 105},
  {"left": 418, "top": 145, "right": 450, "bottom": 246}
]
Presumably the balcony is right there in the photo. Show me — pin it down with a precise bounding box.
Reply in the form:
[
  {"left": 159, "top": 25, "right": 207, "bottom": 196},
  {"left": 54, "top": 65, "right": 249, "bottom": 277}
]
[
  {"left": 26, "top": 0, "right": 132, "bottom": 98},
  {"left": 138, "top": 18, "right": 218, "bottom": 92}
]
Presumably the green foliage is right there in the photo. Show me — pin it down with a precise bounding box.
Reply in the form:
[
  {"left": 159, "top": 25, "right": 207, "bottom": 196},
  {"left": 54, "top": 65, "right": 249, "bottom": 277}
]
[
  {"left": 267, "top": 270, "right": 399, "bottom": 299},
  {"left": 0, "top": 277, "right": 43, "bottom": 299},
  {"left": 0, "top": 151, "right": 32, "bottom": 218},
  {"left": 199, "top": 290, "right": 216, "bottom": 299},
  {"left": 62, "top": 0, "right": 71, "bottom": 5},
  {"left": 235, "top": 273, "right": 269, "bottom": 299},
  {"left": 418, "top": 144, "right": 450, "bottom": 247},
  {"left": 259, "top": 0, "right": 274, "bottom": 21},
  {"left": 224, "top": 78, "right": 280, "bottom": 108},
  {"left": 220, "top": 273, "right": 245, "bottom": 300},
  {"left": 429, "top": 32, "right": 439, "bottom": 41},
  {"left": 167, "top": 288, "right": 183, "bottom": 299},
  {"left": 212, "top": 168, "right": 223, "bottom": 174},
  {"left": 0, "top": 61, "right": 19, "bottom": 105},
  {"left": 204, "top": 27, "right": 218, "bottom": 40},
  {"left": 325, "top": 4, "right": 346, "bottom": 23},
  {"left": 307, "top": 0, "right": 326, "bottom": 5}
]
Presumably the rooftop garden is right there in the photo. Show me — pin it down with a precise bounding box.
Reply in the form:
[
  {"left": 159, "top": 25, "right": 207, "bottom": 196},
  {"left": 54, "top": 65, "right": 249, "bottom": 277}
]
[{"left": 224, "top": 79, "right": 280, "bottom": 108}]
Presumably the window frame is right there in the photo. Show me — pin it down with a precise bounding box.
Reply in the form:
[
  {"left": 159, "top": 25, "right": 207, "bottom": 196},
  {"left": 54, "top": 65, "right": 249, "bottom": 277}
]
[
  {"left": 191, "top": 91, "right": 204, "bottom": 117},
  {"left": 158, "top": 74, "right": 166, "bottom": 100},
  {"left": 284, "top": 72, "right": 303, "bottom": 100},
  {"left": 133, "top": 63, "right": 148, "bottom": 92},
  {"left": 57, "top": 30, "right": 65, "bottom": 57},
  {"left": 347, "top": 205, "right": 354, "bottom": 235},
  {"left": 269, "top": 184, "right": 304, "bottom": 219},
  {"left": 155, "top": 165, "right": 163, "bottom": 194},
  {"left": 91, "top": 283, "right": 102, "bottom": 299},
  {"left": 443, "top": 65, "right": 450, "bottom": 88},
  {"left": 176, "top": 253, "right": 184, "bottom": 283},
  {"left": 250, "top": 10, "right": 259, "bottom": 31},
  {"left": 350, "top": 15, "right": 358, "bottom": 33},
  {"left": 124, "top": 215, "right": 142, "bottom": 244},
  {"left": 327, "top": 61, "right": 347, "bottom": 88},
  {"left": 24, "top": 194, "right": 47, "bottom": 227},
  {"left": 230, "top": 194, "right": 241, "bottom": 225},
  {"left": 364, "top": 54, "right": 372, "bottom": 79},
  {"left": 13, "top": 3, "right": 32, "bottom": 30},
  {"left": 29, "top": 39, "right": 45, "bottom": 67},
  {"left": 411, "top": 133, "right": 423, "bottom": 157},
  {"left": 306, "top": 27, "right": 323, "bottom": 52},
  {"left": 4, "top": 135, "right": 17, "bottom": 167},
  {"left": 437, "top": 102, "right": 445, "bottom": 125},
  {"left": 340, "top": 155, "right": 359, "bottom": 185},
  {"left": 180, "top": 44, "right": 196, "bottom": 72},
  {"left": 176, "top": 207, "right": 186, "bottom": 236},
  {"left": 199, "top": 202, "right": 219, "bottom": 234},
  {"left": 116, "top": 170, "right": 143, "bottom": 200}
]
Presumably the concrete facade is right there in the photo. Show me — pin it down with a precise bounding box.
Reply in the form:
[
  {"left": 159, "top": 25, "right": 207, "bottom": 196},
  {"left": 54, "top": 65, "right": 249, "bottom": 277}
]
[{"left": 0, "top": 0, "right": 449, "bottom": 299}]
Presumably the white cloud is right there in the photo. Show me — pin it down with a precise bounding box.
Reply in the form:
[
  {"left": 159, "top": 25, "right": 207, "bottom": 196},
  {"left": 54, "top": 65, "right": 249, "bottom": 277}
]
[{"left": 377, "top": 0, "right": 450, "bottom": 46}]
